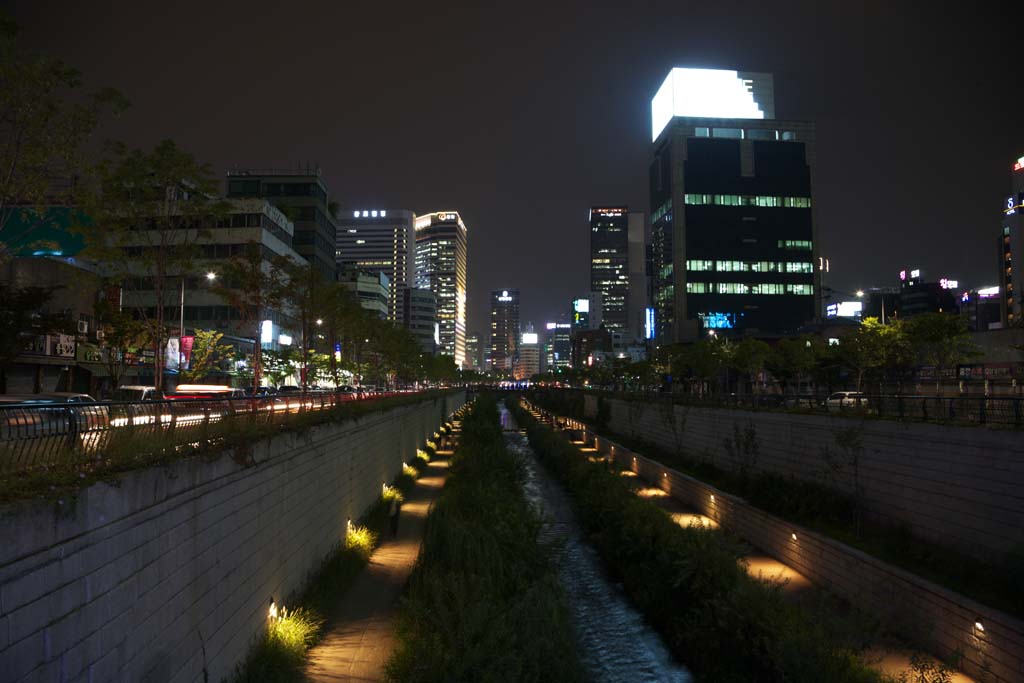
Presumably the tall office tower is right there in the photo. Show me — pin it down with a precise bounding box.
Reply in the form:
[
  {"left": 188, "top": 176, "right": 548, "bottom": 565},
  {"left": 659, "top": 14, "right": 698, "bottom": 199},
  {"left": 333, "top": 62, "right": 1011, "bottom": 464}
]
[
  {"left": 544, "top": 322, "right": 572, "bottom": 369},
  {"left": 336, "top": 209, "right": 415, "bottom": 322},
  {"left": 514, "top": 329, "right": 541, "bottom": 380},
  {"left": 1000, "top": 154, "right": 1024, "bottom": 326},
  {"left": 489, "top": 289, "right": 520, "bottom": 373},
  {"left": 402, "top": 287, "right": 438, "bottom": 353},
  {"left": 225, "top": 166, "right": 338, "bottom": 278},
  {"left": 649, "top": 68, "right": 818, "bottom": 342},
  {"left": 415, "top": 211, "right": 468, "bottom": 367},
  {"left": 571, "top": 293, "right": 603, "bottom": 330},
  {"left": 465, "top": 332, "right": 483, "bottom": 371},
  {"left": 627, "top": 211, "right": 649, "bottom": 341},
  {"left": 589, "top": 207, "right": 629, "bottom": 333}
]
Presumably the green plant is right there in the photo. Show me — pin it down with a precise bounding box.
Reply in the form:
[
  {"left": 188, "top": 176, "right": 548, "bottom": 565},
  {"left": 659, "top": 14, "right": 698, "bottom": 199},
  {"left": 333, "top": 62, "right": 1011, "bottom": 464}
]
[
  {"left": 345, "top": 524, "right": 376, "bottom": 559},
  {"left": 402, "top": 463, "right": 418, "bottom": 479},
  {"left": 893, "top": 653, "right": 953, "bottom": 683}
]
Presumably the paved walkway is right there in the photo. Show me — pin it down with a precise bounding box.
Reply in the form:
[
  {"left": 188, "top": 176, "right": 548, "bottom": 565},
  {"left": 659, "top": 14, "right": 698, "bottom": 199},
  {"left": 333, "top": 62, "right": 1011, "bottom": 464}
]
[{"left": 305, "top": 441, "right": 455, "bottom": 682}]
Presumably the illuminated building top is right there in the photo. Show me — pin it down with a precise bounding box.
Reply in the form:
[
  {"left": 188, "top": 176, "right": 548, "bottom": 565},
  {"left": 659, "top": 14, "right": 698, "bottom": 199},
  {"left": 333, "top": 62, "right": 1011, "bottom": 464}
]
[{"left": 651, "top": 67, "right": 776, "bottom": 141}]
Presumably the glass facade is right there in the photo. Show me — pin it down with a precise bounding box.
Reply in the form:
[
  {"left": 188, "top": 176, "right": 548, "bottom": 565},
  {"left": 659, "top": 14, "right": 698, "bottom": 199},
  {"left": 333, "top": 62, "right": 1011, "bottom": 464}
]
[
  {"left": 415, "top": 212, "right": 468, "bottom": 367},
  {"left": 589, "top": 207, "right": 629, "bottom": 332}
]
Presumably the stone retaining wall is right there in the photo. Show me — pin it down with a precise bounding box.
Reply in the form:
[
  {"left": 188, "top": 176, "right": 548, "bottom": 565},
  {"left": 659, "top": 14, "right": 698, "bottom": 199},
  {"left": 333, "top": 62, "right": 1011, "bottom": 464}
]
[
  {"left": 584, "top": 394, "right": 1024, "bottom": 559},
  {"left": 0, "top": 392, "right": 465, "bottom": 683}
]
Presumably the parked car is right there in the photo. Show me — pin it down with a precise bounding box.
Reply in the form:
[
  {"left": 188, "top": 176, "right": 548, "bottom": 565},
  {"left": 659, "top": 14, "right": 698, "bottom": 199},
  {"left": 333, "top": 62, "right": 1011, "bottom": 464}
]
[
  {"left": 826, "top": 391, "right": 870, "bottom": 412},
  {"left": 244, "top": 386, "right": 277, "bottom": 398},
  {"left": 276, "top": 385, "right": 301, "bottom": 394}
]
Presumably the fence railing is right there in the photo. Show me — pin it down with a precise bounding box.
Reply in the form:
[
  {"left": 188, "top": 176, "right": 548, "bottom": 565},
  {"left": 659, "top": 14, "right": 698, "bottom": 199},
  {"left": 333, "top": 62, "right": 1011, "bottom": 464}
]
[
  {"left": 0, "top": 391, "right": 408, "bottom": 474},
  {"left": 578, "top": 390, "right": 1024, "bottom": 429}
]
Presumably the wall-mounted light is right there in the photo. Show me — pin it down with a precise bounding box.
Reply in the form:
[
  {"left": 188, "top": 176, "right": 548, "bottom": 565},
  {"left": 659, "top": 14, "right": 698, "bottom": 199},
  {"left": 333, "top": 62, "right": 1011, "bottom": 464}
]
[
  {"left": 975, "top": 619, "right": 985, "bottom": 633},
  {"left": 791, "top": 533, "right": 798, "bottom": 541},
  {"left": 710, "top": 494, "right": 715, "bottom": 502},
  {"left": 268, "top": 597, "right": 278, "bottom": 620}
]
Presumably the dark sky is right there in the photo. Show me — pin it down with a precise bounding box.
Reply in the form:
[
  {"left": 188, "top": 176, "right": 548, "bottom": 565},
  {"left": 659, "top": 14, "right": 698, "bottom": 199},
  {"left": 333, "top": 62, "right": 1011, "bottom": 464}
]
[{"left": 6, "top": 1, "right": 1022, "bottom": 336}]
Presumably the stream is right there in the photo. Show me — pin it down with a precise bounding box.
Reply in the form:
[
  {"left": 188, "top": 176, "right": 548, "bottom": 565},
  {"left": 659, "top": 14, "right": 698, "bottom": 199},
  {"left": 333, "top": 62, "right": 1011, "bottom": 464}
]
[{"left": 499, "top": 403, "right": 691, "bottom": 683}]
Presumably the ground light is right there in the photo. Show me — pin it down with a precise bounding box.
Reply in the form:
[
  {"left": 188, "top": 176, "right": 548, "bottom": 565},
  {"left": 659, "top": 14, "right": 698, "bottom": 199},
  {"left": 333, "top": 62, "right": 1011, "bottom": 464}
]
[
  {"left": 710, "top": 494, "right": 715, "bottom": 502},
  {"left": 791, "top": 533, "right": 798, "bottom": 541},
  {"left": 975, "top": 619, "right": 985, "bottom": 633},
  {"left": 268, "top": 597, "right": 278, "bottom": 620}
]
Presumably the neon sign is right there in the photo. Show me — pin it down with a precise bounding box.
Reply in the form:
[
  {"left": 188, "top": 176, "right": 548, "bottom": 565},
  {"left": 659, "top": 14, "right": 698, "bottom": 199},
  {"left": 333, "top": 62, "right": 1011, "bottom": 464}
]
[
  {"left": 1014, "top": 156, "right": 1024, "bottom": 172},
  {"left": 698, "top": 311, "right": 736, "bottom": 329}
]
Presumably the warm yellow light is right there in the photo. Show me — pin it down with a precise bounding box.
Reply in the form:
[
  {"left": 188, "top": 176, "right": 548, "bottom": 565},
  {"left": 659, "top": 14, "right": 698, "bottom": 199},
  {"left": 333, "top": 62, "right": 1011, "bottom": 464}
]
[
  {"left": 206, "top": 271, "right": 216, "bottom": 281},
  {"left": 268, "top": 598, "right": 278, "bottom": 620},
  {"left": 710, "top": 494, "right": 715, "bottom": 502},
  {"left": 791, "top": 533, "right": 798, "bottom": 541},
  {"left": 975, "top": 620, "right": 985, "bottom": 633}
]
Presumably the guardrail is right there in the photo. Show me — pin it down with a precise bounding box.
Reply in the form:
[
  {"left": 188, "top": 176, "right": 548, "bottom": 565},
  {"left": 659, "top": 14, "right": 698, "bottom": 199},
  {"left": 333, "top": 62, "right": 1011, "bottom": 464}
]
[
  {"left": 0, "top": 392, "right": 408, "bottom": 473},
  {"left": 575, "top": 389, "right": 1024, "bottom": 428}
]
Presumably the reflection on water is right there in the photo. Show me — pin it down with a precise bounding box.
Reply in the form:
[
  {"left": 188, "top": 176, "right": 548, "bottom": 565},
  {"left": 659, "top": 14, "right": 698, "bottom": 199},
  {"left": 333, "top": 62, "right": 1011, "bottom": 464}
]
[{"left": 500, "top": 404, "right": 691, "bottom": 683}]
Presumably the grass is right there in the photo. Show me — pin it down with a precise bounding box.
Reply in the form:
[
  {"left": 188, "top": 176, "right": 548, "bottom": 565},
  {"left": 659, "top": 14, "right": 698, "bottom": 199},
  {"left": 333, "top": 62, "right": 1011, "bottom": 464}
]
[
  {"left": 529, "top": 388, "right": 1024, "bottom": 619},
  {"left": 385, "top": 396, "right": 585, "bottom": 683},
  {"left": 0, "top": 390, "right": 459, "bottom": 505},
  {"left": 231, "top": 434, "right": 435, "bottom": 683},
  {"left": 512, "top": 398, "right": 887, "bottom": 683}
]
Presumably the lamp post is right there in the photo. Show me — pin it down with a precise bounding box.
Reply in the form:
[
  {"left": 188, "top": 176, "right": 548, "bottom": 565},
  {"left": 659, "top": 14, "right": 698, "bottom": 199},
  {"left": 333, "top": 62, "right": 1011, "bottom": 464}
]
[{"left": 179, "top": 272, "right": 217, "bottom": 339}]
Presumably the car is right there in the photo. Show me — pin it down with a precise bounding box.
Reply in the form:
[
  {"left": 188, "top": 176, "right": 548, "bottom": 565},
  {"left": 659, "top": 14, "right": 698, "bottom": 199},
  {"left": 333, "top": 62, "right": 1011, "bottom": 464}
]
[
  {"left": 164, "top": 384, "right": 245, "bottom": 400},
  {"left": 111, "top": 386, "right": 159, "bottom": 402},
  {"left": 244, "top": 386, "right": 277, "bottom": 398},
  {"left": 276, "top": 385, "right": 302, "bottom": 394},
  {"left": 826, "top": 391, "right": 870, "bottom": 412}
]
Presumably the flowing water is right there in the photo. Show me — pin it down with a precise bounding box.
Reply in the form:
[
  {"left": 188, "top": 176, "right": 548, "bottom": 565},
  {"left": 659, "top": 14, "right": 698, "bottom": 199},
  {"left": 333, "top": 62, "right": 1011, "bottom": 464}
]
[{"left": 499, "top": 404, "right": 691, "bottom": 683}]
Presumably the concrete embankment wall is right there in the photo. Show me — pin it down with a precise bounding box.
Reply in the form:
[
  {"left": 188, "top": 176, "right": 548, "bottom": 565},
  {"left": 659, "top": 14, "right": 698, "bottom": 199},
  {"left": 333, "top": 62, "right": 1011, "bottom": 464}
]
[
  {"left": 584, "top": 394, "right": 1024, "bottom": 559},
  {"left": 0, "top": 392, "right": 465, "bottom": 683},
  {"left": 556, "top": 410, "right": 1024, "bottom": 683}
]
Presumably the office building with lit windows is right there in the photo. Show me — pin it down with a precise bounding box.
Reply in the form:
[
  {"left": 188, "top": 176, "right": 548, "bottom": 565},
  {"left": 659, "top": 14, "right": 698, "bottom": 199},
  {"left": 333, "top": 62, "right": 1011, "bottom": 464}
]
[
  {"left": 590, "top": 207, "right": 629, "bottom": 333},
  {"left": 336, "top": 209, "right": 415, "bottom": 322},
  {"left": 465, "top": 332, "right": 483, "bottom": 371},
  {"left": 415, "top": 211, "right": 468, "bottom": 367},
  {"left": 226, "top": 166, "right": 338, "bottom": 278},
  {"left": 544, "top": 321, "right": 572, "bottom": 369},
  {"left": 649, "top": 67, "right": 819, "bottom": 341},
  {"left": 999, "top": 154, "right": 1024, "bottom": 326},
  {"left": 402, "top": 287, "right": 438, "bottom": 353},
  {"left": 489, "top": 289, "right": 520, "bottom": 373}
]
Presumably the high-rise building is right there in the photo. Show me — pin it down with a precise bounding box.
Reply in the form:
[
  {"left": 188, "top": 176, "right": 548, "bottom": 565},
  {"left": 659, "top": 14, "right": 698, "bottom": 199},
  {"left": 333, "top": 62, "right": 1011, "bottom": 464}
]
[
  {"left": 402, "top": 287, "right": 437, "bottom": 353},
  {"left": 465, "top": 332, "right": 483, "bottom": 371},
  {"left": 415, "top": 211, "right": 468, "bottom": 367},
  {"left": 961, "top": 286, "right": 1002, "bottom": 332},
  {"left": 544, "top": 322, "right": 572, "bottom": 369},
  {"left": 1000, "top": 154, "right": 1024, "bottom": 326},
  {"left": 336, "top": 209, "right": 415, "bottom": 322},
  {"left": 897, "top": 268, "right": 958, "bottom": 318},
  {"left": 590, "top": 207, "right": 629, "bottom": 333},
  {"left": 514, "top": 330, "right": 541, "bottom": 380},
  {"left": 489, "top": 289, "right": 520, "bottom": 373},
  {"left": 225, "top": 166, "right": 338, "bottom": 279},
  {"left": 649, "top": 68, "right": 818, "bottom": 342},
  {"left": 571, "top": 293, "right": 602, "bottom": 331},
  {"left": 338, "top": 268, "right": 390, "bottom": 319},
  {"left": 627, "top": 211, "right": 649, "bottom": 341}
]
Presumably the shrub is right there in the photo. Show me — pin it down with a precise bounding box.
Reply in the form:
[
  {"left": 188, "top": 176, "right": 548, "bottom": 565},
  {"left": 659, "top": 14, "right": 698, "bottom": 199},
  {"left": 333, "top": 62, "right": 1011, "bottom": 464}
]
[{"left": 345, "top": 524, "right": 376, "bottom": 559}]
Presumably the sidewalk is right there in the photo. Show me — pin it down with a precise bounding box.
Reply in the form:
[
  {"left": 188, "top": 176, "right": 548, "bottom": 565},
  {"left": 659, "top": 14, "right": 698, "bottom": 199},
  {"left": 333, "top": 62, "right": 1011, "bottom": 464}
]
[{"left": 305, "top": 446, "right": 453, "bottom": 682}]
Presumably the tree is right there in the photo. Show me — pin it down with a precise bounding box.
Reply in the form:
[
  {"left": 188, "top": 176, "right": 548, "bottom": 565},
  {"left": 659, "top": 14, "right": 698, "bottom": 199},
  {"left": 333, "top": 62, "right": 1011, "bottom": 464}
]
[
  {"left": 905, "top": 313, "right": 981, "bottom": 395},
  {"left": 0, "top": 281, "right": 72, "bottom": 390},
  {"left": 180, "top": 329, "right": 233, "bottom": 383},
  {"left": 0, "top": 14, "right": 127, "bottom": 259},
  {"left": 765, "top": 337, "right": 817, "bottom": 394},
  {"left": 77, "top": 140, "right": 230, "bottom": 391},
  {"left": 729, "top": 338, "right": 770, "bottom": 395},
  {"left": 276, "top": 259, "right": 329, "bottom": 388},
  {"left": 835, "top": 319, "right": 887, "bottom": 392},
  {"left": 95, "top": 295, "right": 150, "bottom": 389},
  {"left": 209, "top": 243, "right": 289, "bottom": 392},
  {"left": 262, "top": 347, "right": 299, "bottom": 387}
]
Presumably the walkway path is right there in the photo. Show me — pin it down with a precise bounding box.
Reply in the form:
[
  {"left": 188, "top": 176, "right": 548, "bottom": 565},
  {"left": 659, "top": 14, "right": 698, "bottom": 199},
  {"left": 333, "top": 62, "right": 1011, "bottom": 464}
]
[{"left": 305, "top": 433, "right": 457, "bottom": 682}]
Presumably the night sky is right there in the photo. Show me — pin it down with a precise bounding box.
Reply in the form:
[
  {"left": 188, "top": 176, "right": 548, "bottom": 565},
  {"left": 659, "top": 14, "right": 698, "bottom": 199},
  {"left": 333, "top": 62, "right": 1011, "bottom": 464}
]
[{"left": 6, "top": 1, "right": 1022, "bottom": 337}]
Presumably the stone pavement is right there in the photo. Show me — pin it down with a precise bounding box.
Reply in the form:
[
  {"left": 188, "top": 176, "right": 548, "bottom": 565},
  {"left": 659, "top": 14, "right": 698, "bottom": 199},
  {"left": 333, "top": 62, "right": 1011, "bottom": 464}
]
[{"left": 304, "top": 443, "right": 454, "bottom": 682}]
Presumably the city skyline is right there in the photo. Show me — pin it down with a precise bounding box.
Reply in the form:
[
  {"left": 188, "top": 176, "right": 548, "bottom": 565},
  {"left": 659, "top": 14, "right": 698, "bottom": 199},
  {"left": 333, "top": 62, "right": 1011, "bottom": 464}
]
[{"left": 5, "top": 1, "right": 1021, "bottom": 339}]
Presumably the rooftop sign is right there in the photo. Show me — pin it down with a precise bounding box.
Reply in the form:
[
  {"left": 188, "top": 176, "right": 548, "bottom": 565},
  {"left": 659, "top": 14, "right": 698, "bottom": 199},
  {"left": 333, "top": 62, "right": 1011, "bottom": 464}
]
[{"left": 651, "top": 68, "right": 775, "bottom": 141}]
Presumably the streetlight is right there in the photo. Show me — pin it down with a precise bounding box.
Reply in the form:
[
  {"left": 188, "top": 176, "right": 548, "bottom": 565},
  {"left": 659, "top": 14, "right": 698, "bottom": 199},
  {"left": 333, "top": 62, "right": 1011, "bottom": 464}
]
[
  {"left": 179, "top": 271, "right": 219, "bottom": 341},
  {"left": 206, "top": 271, "right": 217, "bottom": 282},
  {"left": 316, "top": 318, "right": 323, "bottom": 326},
  {"left": 855, "top": 289, "right": 864, "bottom": 298}
]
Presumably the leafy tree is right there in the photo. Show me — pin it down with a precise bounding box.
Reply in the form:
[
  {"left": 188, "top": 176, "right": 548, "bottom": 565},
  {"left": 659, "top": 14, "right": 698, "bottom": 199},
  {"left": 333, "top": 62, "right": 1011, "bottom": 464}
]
[
  {"left": 765, "top": 337, "right": 817, "bottom": 394},
  {"left": 262, "top": 347, "right": 298, "bottom": 387},
  {"left": 0, "top": 281, "right": 72, "bottom": 390},
  {"left": 0, "top": 14, "right": 127, "bottom": 259},
  {"left": 905, "top": 313, "right": 981, "bottom": 395},
  {"left": 835, "top": 319, "right": 887, "bottom": 392},
  {"left": 209, "top": 242, "right": 290, "bottom": 392},
  {"left": 77, "top": 139, "right": 230, "bottom": 391},
  {"left": 729, "top": 338, "right": 770, "bottom": 394},
  {"left": 276, "top": 259, "right": 329, "bottom": 387},
  {"left": 180, "top": 328, "right": 233, "bottom": 383},
  {"left": 95, "top": 295, "right": 150, "bottom": 388}
]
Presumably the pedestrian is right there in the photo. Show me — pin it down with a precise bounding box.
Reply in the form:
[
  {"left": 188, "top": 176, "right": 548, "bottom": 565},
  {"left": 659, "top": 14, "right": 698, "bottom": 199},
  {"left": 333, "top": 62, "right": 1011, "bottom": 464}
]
[{"left": 389, "top": 496, "right": 401, "bottom": 538}]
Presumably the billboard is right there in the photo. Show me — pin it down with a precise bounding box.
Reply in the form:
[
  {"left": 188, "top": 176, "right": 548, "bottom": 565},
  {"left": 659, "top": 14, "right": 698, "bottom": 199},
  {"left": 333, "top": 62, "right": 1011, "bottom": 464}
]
[{"left": 651, "top": 67, "right": 774, "bottom": 141}]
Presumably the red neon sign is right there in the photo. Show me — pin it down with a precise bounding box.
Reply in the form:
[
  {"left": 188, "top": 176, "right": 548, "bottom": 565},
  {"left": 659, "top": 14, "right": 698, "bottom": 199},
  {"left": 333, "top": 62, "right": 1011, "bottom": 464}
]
[{"left": 1015, "top": 156, "right": 1024, "bottom": 171}]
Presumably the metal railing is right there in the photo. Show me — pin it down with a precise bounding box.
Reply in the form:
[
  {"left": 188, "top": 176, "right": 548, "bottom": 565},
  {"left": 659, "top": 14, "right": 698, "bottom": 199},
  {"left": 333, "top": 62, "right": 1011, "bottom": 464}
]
[
  {"left": 579, "top": 389, "right": 1024, "bottom": 429},
  {"left": 0, "top": 391, "right": 408, "bottom": 473}
]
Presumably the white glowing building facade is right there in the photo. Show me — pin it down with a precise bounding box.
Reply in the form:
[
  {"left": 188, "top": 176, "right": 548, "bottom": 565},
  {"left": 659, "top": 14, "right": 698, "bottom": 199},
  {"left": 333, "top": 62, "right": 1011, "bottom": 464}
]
[{"left": 415, "top": 212, "right": 468, "bottom": 367}]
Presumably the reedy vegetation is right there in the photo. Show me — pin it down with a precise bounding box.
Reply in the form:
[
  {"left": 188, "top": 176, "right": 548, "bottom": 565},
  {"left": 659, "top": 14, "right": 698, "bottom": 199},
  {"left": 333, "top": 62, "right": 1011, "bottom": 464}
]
[
  {"left": 386, "top": 396, "right": 584, "bottom": 683},
  {"left": 512, "top": 399, "right": 884, "bottom": 683}
]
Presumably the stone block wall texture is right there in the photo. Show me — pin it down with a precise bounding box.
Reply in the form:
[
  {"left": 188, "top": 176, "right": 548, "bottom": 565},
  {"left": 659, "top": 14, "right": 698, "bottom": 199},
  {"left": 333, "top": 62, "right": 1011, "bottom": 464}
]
[
  {"left": 584, "top": 394, "right": 1024, "bottom": 559},
  {"left": 0, "top": 392, "right": 465, "bottom": 683},
  {"left": 563, "top": 416, "right": 1024, "bottom": 683}
]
